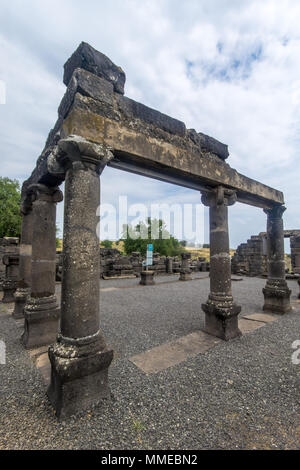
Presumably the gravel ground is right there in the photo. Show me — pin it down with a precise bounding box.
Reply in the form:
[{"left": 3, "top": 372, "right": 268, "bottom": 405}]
[{"left": 0, "top": 275, "right": 299, "bottom": 450}]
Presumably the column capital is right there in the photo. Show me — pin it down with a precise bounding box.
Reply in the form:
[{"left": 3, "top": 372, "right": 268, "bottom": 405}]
[
  {"left": 27, "top": 183, "right": 63, "bottom": 204},
  {"left": 48, "top": 135, "right": 114, "bottom": 176},
  {"left": 263, "top": 204, "right": 286, "bottom": 219},
  {"left": 201, "top": 185, "right": 237, "bottom": 208}
]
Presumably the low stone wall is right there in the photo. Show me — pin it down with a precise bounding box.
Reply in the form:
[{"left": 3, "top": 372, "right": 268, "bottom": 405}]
[{"left": 55, "top": 248, "right": 210, "bottom": 280}]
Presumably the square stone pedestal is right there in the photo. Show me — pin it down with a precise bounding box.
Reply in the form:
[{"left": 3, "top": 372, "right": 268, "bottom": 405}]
[
  {"left": 47, "top": 343, "right": 113, "bottom": 419},
  {"left": 263, "top": 285, "right": 292, "bottom": 314},
  {"left": 22, "top": 296, "right": 60, "bottom": 349},
  {"left": 140, "top": 270, "right": 155, "bottom": 285},
  {"left": 179, "top": 272, "right": 192, "bottom": 281},
  {"left": 202, "top": 297, "right": 241, "bottom": 341}
]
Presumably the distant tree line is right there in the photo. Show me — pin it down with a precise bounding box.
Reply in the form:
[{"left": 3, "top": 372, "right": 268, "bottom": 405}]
[
  {"left": 101, "top": 218, "right": 187, "bottom": 257},
  {"left": 0, "top": 177, "right": 22, "bottom": 238}
]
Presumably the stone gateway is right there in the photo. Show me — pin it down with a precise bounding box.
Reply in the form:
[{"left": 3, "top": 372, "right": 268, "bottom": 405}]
[{"left": 16, "top": 42, "right": 291, "bottom": 417}]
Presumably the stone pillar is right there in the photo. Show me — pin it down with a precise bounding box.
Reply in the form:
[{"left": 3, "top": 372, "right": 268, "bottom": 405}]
[
  {"left": 22, "top": 184, "right": 63, "bottom": 348},
  {"left": 12, "top": 205, "right": 33, "bottom": 318},
  {"left": 2, "top": 254, "right": 19, "bottom": 303},
  {"left": 179, "top": 252, "right": 192, "bottom": 281},
  {"left": 201, "top": 186, "right": 241, "bottom": 340},
  {"left": 47, "top": 135, "right": 114, "bottom": 418},
  {"left": 166, "top": 257, "right": 173, "bottom": 274},
  {"left": 262, "top": 205, "right": 291, "bottom": 313}
]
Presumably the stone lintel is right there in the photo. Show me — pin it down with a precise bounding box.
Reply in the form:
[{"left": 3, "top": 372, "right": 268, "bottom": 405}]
[{"left": 22, "top": 55, "right": 284, "bottom": 209}]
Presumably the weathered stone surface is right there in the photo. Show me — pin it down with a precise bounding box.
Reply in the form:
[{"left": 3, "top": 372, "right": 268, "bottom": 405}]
[
  {"left": 188, "top": 129, "right": 229, "bottom": 160},
  {"left": 0, "top": 237, "right": 19, "bottom": 292},
  {"left": 2, "top": 253, "right": 19, "bottom": 303},
  {"left": 63, "top": 42, "right": 126, "bottom": 94},
  {"left": 116, "top": 94, "right": 186, "bottom": 137},
  {"left": 262, "top": 206, "right": 291, "bottom": 314},
  {"left": 140, "top": 270, "right": 155, "bottom": 286},
  {"left": 232, "top": 229, "right": 300, "bottom": 277},
  {"left": 179, "top": 252, "right": 192, "bottom": 281},
  {"left": 22, "top": 44, "right": 284, "bottom": 211},
  {"left": 22, "top": 185, "right": 62, "bottom": 349},
  {"left": 59, "top": 68, "right": 114, "bottom": 119},
  {"left": 201, "top": 186, "right": 241, "bottom": 340},
  {"left": 232, "top": 235, "right": 267, "bottom": 277},
  {"left": 47, "top": 138, "right": 113, "bottom": 418},
  {"left": 290, "top": 235, "right": 300, "bottom": 274},
  {"left": 59, "top": 93, "right": 284, "bottom": 208},
  {"left": 13, "top": 210, "right": 33, "bottom": 319}
]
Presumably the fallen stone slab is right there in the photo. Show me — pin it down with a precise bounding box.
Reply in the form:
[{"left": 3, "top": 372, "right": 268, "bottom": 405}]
[
  {"left": 238, "top": 318, "right": 265, "bottom": 334},
  {"left": 243, "top": 313, "right": 277, "bottom": 323},
  {"left": 130, "top": 330, "right": 221, "bottom": 374}
]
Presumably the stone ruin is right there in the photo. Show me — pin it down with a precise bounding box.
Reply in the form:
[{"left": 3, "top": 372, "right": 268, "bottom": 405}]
[
  {"left": 0, "top": 237, "right": 19, "bottom": 290},
  {"left": 0, "top": 238, "right": 20, "bottom": 304},
  {"left": 232, "top": 230, "right": 300, "bottom": 277},
  {"left": 56, "top": 248, "right": 209, "bottom": 279},
  {"left": 232, "top": 235, "right": 268, "bottom": 277},
  {"left": 4, "top": 42, "right": 294, "bottom": 418}
]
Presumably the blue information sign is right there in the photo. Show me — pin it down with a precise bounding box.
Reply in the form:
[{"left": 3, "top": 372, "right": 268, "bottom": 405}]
[{"left": 146, "top": 244, "right": 153, "bottom": 266}]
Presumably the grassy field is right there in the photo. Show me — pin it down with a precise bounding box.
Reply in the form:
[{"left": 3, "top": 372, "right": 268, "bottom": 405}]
[{"left": 185, "top": 246, "right": 236, "bottom": 261}]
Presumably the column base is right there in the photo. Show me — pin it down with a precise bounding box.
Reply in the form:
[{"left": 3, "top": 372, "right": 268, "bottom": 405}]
[
  {"left": 140, "top": 271, "right": 155, "bottom": 285},
  {"left": 179, "top": 272, "right": 192, "bottom": 281},
  {"left": 22, "top": 295, "right": 60, "bottom": 349},
  {"left": 202, "top": 294, "right": 242, "bottom": 341},
  {"left": 2, "top": 280, "right": 17, "bottom": 303},
  {"left": 47, "top": 334, "right": 113, "bottom": 419},
  {"left": 262, "top": 279, "right": 291, "bottom": 314},
  {"left": 12, "top": 287, "right": 30, "bottom": 319}
]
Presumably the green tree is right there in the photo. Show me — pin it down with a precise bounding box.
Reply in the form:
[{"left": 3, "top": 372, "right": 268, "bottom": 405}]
[
  {"left": 0, "top": 177, "right": 22, "bottom": 238},
  {"left": 122, "top": 218, "right": 185, "bottom": 257},
  {"left": 102, "top": 240, "right": 113, "bottom": 249},
  {"left": 56, "top": 226, "right": 61, "bottom": 249}
]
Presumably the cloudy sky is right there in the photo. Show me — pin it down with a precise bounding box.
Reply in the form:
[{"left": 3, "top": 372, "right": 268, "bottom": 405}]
[{"left": 1, "top": 0, "right": 300, "bottom": 249}]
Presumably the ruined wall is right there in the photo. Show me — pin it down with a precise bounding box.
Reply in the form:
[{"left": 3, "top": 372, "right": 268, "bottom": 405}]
[
  {"left": 0, "top": 238, "right": 20, "bottom": 290},
  {"left": 55, "top": 248, "right": 209, "bottom": 280},
  {"left": 231, "top": 236, "right": 267, "bottom": 276},
  {"left": 290, "top": 235, "right": 300, "bottom": 273},
  {"left": 100, "top": 250, "right": 209, "bottom": 277}
]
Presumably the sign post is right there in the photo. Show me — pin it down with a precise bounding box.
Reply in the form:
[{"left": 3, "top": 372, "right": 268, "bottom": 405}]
[{"left": 146, "top": 244, "right": 153, "bottom": 271}]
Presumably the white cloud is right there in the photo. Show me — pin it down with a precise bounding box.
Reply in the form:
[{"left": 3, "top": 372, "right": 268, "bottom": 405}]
[{"left": 1, "top": 0, "right": 300, "bottom": 247}]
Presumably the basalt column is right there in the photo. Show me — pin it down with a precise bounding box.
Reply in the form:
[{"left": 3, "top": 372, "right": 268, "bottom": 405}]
[
  {"left": 263, "top": 205, "right": 291, "bottom": 313},
  {"left": 22, "top": 185, "right": 63, "bottom": 348},
  {"left": 201, "top": 186, "right": 241, "bottom": 340},
  {"left": 13, "top": 204, "right": 33, "bottom": 318},
  {"left": 47, "top": 135, "right": 114, "bottom": 419},
  {"left": 179, "top": 252, "right": 192, "bottom": 281}
]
